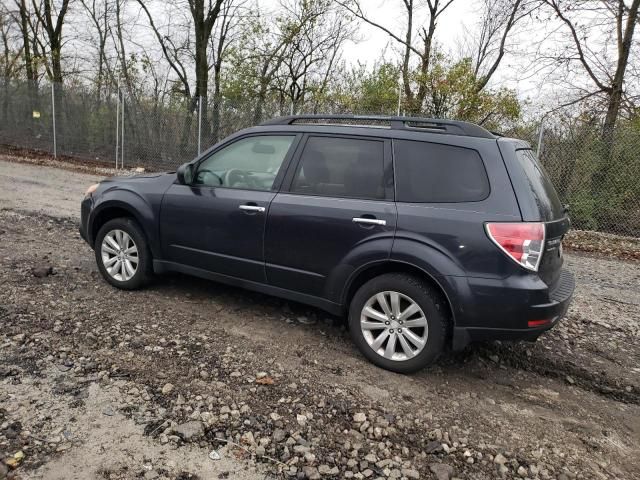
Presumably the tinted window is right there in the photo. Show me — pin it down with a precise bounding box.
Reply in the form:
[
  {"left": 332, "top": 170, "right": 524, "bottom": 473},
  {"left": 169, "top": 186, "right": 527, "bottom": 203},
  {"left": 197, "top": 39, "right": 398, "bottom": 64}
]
[
  {"left": 195, "top": 135, "right": 295, "bottom": 190},
  {"left": 291, "top": 137, "right": 385, "bottom": 199},
  {"left": 394, "top": 140, "right": 489, "bottom": 203},
  {"left": 516, "top": 149, "right": 564, "bottom": 219}
]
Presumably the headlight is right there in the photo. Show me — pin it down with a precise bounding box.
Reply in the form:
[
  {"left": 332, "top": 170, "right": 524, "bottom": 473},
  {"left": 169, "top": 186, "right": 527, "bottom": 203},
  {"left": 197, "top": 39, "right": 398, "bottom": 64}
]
[{"left": 85, "top": 183, "right": 99, "bottom": 197}]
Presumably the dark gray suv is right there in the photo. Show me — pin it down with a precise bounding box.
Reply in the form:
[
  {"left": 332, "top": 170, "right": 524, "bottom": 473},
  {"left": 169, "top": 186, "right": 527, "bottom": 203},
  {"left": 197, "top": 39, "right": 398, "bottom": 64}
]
[{"left": 80, "top": 115, "right": 575, "bottom": 373}]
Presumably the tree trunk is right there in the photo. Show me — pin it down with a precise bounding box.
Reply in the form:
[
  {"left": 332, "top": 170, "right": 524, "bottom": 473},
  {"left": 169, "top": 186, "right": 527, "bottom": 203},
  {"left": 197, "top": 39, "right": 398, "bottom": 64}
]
[{"left": 591, "top": 0, "right": 640, "bottom": 198}]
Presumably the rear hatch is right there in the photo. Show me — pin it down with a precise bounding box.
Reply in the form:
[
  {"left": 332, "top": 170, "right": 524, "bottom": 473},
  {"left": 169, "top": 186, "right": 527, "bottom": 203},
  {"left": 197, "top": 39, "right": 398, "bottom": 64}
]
[{"left": 498, "top": 140, "right": 570, "bottom": 288}]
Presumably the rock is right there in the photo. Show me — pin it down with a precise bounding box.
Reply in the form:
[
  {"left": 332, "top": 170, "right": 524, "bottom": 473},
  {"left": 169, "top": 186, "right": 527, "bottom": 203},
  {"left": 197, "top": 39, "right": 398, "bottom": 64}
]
[
  {"left": 241, "top": 431, "right": 255, "bottom": 445},
  {"left": 302, "top": 466, "right": 320, "bottom": 479},
  {"left": 401, "top": 468, "right": 420, "bottom": 479},
  {"left": 0, "top": 462, "right": 8, "bottom": 479},
  {"left": 171, "top": 421, "right": 204, "bottom": 442},
  {"left": 270, "top": 412, "right": 282, "bottom": 421},
  {"left": 426, "top": 440, "right": 444, "bottom": 454},
  {"left": 494, "top": 453, "right": 507, "bottom": 465},
  {"left": 256, "top": 445, "right": 265, "bottom": 456},
  {"left": 161, "top": 383, "right": 174, "bottom": 395},
  {"left": 566, "top": 376, "right": 576, "bottom": 385},
  {"left": 429, "top": 463, "right": 454, "bottom": 480},
  {"left": 32, "top": 266, "right": 53, "bottom": 278},
  {"left": 256, "top": 372, "right": 268, "bottom": 379},
  {"left": 517, "top": 466, "right": 528, "bottom": 477},
  {"left": 297, "top": 414, "right": 308, "bottom": 427},
  {"left": 208, "top": 449, "right": 221, "bottom": 461},
  {"left": 297, "top": 316, "right": 316, "bottom": 325},
  {"left": 353, "top": 412, "right": 367, "bottom": 423},
  {"left": 273, "top": 428, "right": 286, "bottom": 442},
  {"left": 134, "top": 167, "right": 146, "bottom": 173}
]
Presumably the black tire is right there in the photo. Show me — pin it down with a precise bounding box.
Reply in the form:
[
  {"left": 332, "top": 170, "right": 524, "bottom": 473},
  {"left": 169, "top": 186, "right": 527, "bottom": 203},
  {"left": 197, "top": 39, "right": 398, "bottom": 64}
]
[
  {"left": 348, "top": 273, "right": 448, "bottom": 373},
  {"left": 94, "top": 217, "right": 152, "bottom": 290}
]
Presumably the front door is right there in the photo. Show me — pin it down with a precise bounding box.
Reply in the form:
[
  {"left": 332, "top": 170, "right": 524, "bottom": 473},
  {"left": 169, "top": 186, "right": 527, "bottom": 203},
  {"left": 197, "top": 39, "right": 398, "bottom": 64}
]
[
  {"left": 160, "top": 134, "right": 298, "bottom": 283},
  {"left": 265, "top": 135, "right": 396, "bottom": 301}
]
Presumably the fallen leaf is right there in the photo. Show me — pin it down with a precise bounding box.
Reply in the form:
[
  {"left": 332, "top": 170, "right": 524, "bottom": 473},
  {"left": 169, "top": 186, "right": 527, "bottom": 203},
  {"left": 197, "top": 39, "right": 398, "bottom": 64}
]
[{"left": 256, "top": 376, "right": 275, "bottom": 385}]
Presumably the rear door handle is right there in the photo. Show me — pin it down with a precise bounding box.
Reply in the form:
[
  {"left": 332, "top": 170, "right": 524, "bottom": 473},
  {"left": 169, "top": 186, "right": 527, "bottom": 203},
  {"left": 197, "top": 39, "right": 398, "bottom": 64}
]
[
  {"left": 353, "top": 217, "right": 386, "bottom": 226},
  {"left": 239, "top": 204, "right": 266, "bottom": 213}
]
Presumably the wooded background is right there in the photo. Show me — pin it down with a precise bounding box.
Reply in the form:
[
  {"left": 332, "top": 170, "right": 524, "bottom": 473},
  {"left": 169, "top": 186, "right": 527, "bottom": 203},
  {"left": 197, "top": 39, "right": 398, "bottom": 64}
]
[{"left": 0, "top": 0, "right": 639, "bottom": 236}]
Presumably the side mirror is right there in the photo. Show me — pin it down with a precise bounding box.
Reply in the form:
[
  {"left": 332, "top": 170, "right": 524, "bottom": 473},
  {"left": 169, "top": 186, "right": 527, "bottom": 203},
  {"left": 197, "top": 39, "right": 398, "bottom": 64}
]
[{"left": 177, "top": 163, "right": 194, "bottom": 185}]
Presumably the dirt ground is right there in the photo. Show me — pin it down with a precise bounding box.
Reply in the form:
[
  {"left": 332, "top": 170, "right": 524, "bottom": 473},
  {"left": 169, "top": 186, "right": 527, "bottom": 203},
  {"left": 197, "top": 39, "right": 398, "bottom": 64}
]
[{"left": 0, "top": 157, "right": 639, "bottom": 480}]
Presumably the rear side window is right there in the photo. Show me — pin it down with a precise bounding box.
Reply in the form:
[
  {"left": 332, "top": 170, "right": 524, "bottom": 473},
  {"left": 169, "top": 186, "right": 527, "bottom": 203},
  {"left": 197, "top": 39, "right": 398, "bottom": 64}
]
[
  {"left": 394, "top": 140, "right": 489, "bottom": 203},
  {"left": 291, "top": 136, "right": 385, "bottom": 199}
]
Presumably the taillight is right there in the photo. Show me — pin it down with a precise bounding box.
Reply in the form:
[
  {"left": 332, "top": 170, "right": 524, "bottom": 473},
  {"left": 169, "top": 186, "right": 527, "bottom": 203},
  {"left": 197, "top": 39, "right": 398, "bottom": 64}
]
[{"left": 485, "top": 222, "right": 545, "bottom": 272}]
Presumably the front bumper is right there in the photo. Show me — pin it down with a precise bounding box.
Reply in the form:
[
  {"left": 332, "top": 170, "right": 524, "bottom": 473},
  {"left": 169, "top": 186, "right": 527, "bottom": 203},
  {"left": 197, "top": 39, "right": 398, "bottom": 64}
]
[
  {"left": 451, "top": 269, "right": 575, "bottom": 350},
  {"left": 79, "top": 197, "right": 92, "bottom": 246}
]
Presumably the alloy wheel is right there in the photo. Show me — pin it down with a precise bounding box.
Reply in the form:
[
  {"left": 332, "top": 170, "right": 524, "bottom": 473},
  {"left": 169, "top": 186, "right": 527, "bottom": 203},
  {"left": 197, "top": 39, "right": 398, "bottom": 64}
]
[
  {"left": 101, "top": 229, "right": 139, "bottom": 281},
  {"left": 360, "top": 291, "right": 428, "bottom": 361}
]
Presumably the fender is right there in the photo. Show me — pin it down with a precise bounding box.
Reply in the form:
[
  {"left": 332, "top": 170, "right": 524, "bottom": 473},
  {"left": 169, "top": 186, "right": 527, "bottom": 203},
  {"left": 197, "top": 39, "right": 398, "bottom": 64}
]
[
  {"left": 89, "top": 188, "right": 160, "bottom": 258},
  {"left": 323, "top": 233, "right": 395, "bottom": 303},
  {"left": 387, "top": 234, "right": 475, "bottom": 325}
]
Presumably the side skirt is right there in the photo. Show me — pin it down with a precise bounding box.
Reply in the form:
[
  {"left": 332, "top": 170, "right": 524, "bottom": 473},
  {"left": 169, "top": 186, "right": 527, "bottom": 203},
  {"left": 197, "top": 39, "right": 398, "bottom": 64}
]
[{"left": 153, "top": 260, "right": 344, "bottom": 317}]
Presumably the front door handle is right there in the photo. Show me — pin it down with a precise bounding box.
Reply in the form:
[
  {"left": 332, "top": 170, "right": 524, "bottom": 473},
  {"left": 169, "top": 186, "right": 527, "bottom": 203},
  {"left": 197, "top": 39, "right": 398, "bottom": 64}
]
[
  {"left": 239, "top": 204, "right": 266, "bottom": 213},
  {"left": 353, "top": 217, "right": 386, "bottom": 226}
]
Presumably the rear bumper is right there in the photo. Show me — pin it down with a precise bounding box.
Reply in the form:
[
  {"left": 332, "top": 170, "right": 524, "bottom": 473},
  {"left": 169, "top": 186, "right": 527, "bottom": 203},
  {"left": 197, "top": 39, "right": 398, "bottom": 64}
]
[{"left": 451, "top": 269, "right": 575, "bottom": 350}]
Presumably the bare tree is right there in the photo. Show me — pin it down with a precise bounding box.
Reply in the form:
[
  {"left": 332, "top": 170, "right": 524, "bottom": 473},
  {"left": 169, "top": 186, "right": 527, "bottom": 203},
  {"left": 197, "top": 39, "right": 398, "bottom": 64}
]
[
  {"left": 31, "top": 0, "right": 71, "bottom": 83},
  {"left": 542, "top": 0, "right": 640, "bottom": 138},
  {"left": 209, "top": 0, "right": 247, "bottom": 141},
  {"left": 13, "top": 0, "right": 35, "bottom": 82},
  {"left": 135, "top": 0, "right": 225, "bottom": 113},
  {"left": 540, "top": 0, "right": 640, "bottom": 195},
  {"left": 79, "top": 0, "right": 114, "bottom": 100},
  {"left": 335, "top": 0, "right": 526, "bottom": 114},
  {"left": 276, "top": 0, "right": 353, "bottom": 113},
  {"left": 472, "top": 0, "right": 535, "bottom": 91},
  {"left": 0, "top": 4, "right": 23, "bottom": 79}
]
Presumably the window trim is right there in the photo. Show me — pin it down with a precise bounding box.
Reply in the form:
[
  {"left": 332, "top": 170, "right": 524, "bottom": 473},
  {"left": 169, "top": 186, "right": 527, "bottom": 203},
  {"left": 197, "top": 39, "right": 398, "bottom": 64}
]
[
  {"left": 391, "top": 138, "right": 491, "bottom": 204},
  {"left": 281, "top": 133, "right": 394, "bottom": 201},
  {"left": 188, "top": 132, "right": 302, "bottom": 193}
]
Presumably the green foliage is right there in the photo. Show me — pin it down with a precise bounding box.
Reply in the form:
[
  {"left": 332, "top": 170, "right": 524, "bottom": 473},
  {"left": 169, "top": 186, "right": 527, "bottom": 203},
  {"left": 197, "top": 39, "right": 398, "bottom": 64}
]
[{"left": 422, "top": 57, "right": 521, "bottom": 128}]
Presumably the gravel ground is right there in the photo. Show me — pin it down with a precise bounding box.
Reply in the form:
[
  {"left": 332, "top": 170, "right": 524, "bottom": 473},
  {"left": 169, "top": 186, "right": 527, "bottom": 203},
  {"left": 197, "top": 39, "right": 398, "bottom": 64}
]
[{"left": 0, "top": 157, "right": 639, "bottom": 480}]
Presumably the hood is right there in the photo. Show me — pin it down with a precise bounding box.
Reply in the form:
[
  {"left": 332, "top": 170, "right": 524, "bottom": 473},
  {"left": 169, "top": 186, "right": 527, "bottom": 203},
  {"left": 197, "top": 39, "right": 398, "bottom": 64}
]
[{"left": 101, "top": 172, "right": 176, "bottom": 184}]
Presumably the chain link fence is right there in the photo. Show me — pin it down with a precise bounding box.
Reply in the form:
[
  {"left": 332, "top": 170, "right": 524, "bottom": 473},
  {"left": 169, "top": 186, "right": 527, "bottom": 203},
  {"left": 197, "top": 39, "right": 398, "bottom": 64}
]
[{"left": 1, "top": 76, "right": 639, "bottom": 237}]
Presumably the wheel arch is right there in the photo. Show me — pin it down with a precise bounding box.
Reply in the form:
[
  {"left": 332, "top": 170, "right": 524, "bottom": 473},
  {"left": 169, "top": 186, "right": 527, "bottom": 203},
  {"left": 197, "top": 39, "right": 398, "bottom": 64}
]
[
  {"left": 89, "top": 200, "right": 159, "bottom": 258},
  {"left": 342, "top": 261, "right": 456, "bottom": 330}
]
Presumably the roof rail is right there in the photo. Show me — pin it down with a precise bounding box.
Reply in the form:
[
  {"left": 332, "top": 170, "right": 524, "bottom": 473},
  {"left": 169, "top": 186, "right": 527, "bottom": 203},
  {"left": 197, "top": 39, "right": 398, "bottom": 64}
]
[{"left": 260, "top": 114, "right": 495, "bottom": 139}]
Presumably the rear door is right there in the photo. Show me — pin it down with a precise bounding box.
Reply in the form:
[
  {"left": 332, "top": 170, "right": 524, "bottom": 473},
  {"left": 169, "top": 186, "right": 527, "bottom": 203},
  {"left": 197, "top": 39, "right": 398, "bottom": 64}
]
[
  {"left": 498, "top": 141, "right": 570, "bottom": 287},
  {"left": 264, "top": 134, "right": 396, "bottom": 301}
]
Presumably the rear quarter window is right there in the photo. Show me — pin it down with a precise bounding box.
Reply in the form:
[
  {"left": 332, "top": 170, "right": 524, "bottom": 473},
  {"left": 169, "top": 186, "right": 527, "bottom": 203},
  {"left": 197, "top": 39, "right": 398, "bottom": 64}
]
[
  {"left": 515, "top": 149, "right": 564, "bottom": 220},
  {"left": 394, "top": 140, "right": 490, "bottom": 203}
]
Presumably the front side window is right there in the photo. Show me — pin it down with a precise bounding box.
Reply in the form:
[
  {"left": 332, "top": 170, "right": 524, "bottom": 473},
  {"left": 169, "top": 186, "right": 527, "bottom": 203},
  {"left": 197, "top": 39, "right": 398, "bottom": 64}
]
[
  {"left": 194, "top": 135, "right": 295, "bottom": 190},
  {"left": 394, "top": 140, "right": 490, "bottom": 203},
  {"left": 291, "top": 136, "right": 385, "bottom": 199}
]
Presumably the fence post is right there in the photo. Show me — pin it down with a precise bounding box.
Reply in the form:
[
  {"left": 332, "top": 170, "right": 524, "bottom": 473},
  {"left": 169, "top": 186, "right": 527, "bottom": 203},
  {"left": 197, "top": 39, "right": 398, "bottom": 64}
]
[
  {"left": 536, "top": 117, "right": 545, "bottom": 157},
  {"left": 121, "top": 91, "right": 125, "bottom": 169},
  {"left": 51, "top": 83, "right": 57, "bottom": 158},
  {"left": 115, "top": 82, "right": 120, "bottom": 170},
  {"left": 198, "top": 95, "right": 202, "bottom": 156}
]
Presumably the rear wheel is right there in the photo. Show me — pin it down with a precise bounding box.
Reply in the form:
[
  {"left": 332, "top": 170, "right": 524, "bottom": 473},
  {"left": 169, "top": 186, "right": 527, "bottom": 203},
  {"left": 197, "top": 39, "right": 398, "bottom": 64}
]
[
  {"left": 95, "top": 218, "right": 152, "bottom": 290},
  {"left": 348, "top": 273, "right": 448, "bottom": 373}
]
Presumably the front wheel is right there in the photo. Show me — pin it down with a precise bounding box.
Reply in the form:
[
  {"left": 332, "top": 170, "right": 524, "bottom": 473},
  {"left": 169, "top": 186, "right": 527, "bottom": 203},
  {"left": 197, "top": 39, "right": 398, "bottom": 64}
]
[
  {"left": 348, "top": 273, "right": 448, "bottom": 373},
  {"left": 94, "top": 218, "right": 152, "bottom": 290}
]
